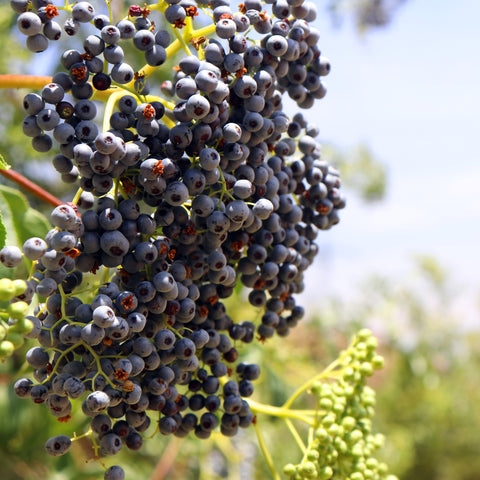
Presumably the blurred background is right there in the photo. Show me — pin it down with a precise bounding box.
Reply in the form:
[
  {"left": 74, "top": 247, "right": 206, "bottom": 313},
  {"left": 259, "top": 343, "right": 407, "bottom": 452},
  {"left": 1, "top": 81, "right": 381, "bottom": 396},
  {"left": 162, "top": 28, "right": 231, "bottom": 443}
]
[{"left": 1, "top": 1, "right": 479, "bottom": 479}]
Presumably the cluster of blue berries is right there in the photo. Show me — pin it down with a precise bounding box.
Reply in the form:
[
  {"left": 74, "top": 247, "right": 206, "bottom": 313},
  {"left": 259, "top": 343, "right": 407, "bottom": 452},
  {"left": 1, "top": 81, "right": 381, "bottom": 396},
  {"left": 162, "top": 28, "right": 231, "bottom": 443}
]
[{"left": 5, "top": 0, "right": 344, "bottom": 478}]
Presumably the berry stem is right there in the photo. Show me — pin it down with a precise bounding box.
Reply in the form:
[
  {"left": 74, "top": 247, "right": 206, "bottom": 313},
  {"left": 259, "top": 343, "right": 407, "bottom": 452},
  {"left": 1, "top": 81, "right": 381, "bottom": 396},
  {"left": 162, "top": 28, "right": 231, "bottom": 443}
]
[
  {"left": 282, "top": 351, "right": 351, "bottom": 409},
  {"left": 254, "top": 419, "right": 282, "bottom": 480},
  {"left": 191, "top": 23, "right": 217, "bottom": 39},
  {"left": 247, "top": 398, "right": 315, "bottom": 425},
  {"left": 0, "top": 168, "right": 63, "bottom": 207},
  {"left": 284, "top": 418, "right": 307, "bottom": 454},
  {"left": 105, "top": 0, "right": 113, "bottom": 24},
  {"left": 72, "top": 187, "right": 83, "bottom": 206},
  {"left": 103, "top": 90, "right": 129, "bottom": 132}
]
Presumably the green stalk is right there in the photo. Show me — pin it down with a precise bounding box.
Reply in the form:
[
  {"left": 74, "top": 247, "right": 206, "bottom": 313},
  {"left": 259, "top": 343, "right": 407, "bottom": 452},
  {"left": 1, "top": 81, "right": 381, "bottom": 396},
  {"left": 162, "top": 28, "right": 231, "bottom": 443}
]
[
  {"left": 254, "top": 420, "right": 282, "bottom": 480},
  {"left": 283, "top": 352, "right": 350, "bottom": 409},
  {"left": 285, "top": 418, "right": 307, "bottom": 454},
  {"left": 248, "top": 398, "right": 315, "bottom": 425}
]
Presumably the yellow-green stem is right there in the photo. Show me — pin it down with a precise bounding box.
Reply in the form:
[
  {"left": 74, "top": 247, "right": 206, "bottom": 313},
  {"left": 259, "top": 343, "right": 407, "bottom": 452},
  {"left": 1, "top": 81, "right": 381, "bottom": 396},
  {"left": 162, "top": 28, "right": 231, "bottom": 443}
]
[
  {"left": 72, "top": 188, "right": 83, "bottom": 206},
  {"left": 283, "top": 352, "right": 350, "bottom": 409},
  {"left": 103, "top": 89, "right": 130, "bottom": 132},
  {"left": 247, "top": 398, "right": 315, "bottom": 425},
  {"left": 285, "top": 418, "right": 307, "bottom": 454},
  {"left": 254, "top": 420, "right": 282, "bottom": 480}
]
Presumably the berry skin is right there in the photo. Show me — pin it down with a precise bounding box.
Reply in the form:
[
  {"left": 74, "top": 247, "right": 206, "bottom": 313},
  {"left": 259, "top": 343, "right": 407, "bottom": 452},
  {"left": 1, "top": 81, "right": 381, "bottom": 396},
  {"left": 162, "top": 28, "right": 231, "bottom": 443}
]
[
  {"left": 13, "top": 378, "right": 33, "bottom": 398},
  {"left": 50, "top": 204, "right": 78, "bottom": 230},
  {"left": 0, "top": 246, "right": 23, "bottom": 268},
  {"left": 104, "top": 465, "right": 125, "bottom": 480},
  {"left": 85, "top": 391, "right": 110, "bottom": 413},
  {"left": 17, "top": 12, "right": 43, "bottom": 36},
  {"left": 45, "top": 435, "right": 72, "bottom": 457},
  {"left": 99, "top": 433, "right": 123, "bottom": 456},
  {"left": 71, "top": 2, "right": 96, "bottom": 23},
  {"left": 100, "top": 231, "right": 129, "bottom": 257}
]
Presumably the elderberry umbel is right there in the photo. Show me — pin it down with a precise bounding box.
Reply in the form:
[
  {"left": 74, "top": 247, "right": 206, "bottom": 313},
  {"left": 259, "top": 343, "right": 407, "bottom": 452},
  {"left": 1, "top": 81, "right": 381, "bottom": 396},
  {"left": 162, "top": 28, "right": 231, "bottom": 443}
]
[{"left": 4, "top": 0, "right": 345, "bottom": 478}]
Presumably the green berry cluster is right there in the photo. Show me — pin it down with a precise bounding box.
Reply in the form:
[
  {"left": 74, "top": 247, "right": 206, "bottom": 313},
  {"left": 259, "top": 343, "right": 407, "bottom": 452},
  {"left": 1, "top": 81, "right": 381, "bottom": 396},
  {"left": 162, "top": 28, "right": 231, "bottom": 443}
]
[
  {"left": 283, "top": 330, "right": 397, "bottom": 480},
  {"left": 0, "top": 278, "right": 33, "bottom": 358}
]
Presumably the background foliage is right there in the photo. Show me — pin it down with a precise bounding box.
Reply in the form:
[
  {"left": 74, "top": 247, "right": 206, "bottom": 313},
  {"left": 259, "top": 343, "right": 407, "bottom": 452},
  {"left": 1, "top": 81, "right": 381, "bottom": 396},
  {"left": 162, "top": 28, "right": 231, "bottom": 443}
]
[{"left": 2, "top": 1, "right": 479, "bottom": 480}]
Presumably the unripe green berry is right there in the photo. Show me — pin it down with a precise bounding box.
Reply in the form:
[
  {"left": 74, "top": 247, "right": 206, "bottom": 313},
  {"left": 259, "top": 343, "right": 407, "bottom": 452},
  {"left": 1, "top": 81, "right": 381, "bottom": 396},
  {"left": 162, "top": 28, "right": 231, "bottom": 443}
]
[
  {"left": 343, "top": 367, "right": 355, "bottom": 381},
  {"left": 0, "top": 340, "right": 15, "bottom": 357},
  {"left": 306, "top": 450, "right": 319, "bottom": 461},
  {"left": 385, "top": 474, "right": 399, "bottom": 480},
  {"left": 0, "top": 324, "right": 6, "bottom": 341},
  {"left": 321, "top": 414, "right": 336, "bottom": 427},
  {"left": 350, "top": 472, "right": 364, "bottom": 480},
  {"left": 8, "top": 301, "right": 29, "bottom": 320},
  {"left": 351, "top": 445, "right": 364, "bottom": 458},
  {"left": 349, "top": 429, "right": 363, "bottom": 443},
  {"left": 310, "top": 380, "right": 323, "bottom": 396},
  {"left": 10, "top": 317, "right": 33, "bottom": 335},
  {"left": 355, "top": 461, "right": 366, "bottom": 472},
  {"left": 333, "top": 402, "right": 346, "bottom": 415},
  {"left": 328, "top": 423, "right": 341, "bottom": 437},
  {"left": 319, "top": 466, "right": 333, "bottom": 479},
  {"left": 320, "top": 397, "right": 333, "bottom": 411},
  {"left": 335, "top": 438, "right": 348, "bottom": 453},
  {"left": 283, "top": 464, "right": 297, "bottom": 476},
  {"left": 363, "top": 468, "right": 373, "bottom": 479},
  {"left": 357, "top": 329, "right": 372, "bottom": 341},
  {"left": 11, "top": 279, "right": 27, "bottom": 296},
  {"left": 315, "top": 428, "right": 330, "bottom": 444},
  {"left": 372, "top": 355, "right": 384, "bottom": 370},
  {"left": 343, "top": 385, "right": 355, "bottom": 397},
  {"left": 0, "top": 279, "right": 16, "bottom": 301},
  {"left": 299, "top": 461, "right": 317, "bottom": 478},
  {"left": 329, "top": 448, "right": 338, "bottom": 460},
  {"left": 342, "top": 416, "right": 356, "bottom": 432},
  {"left": 360, "top": 362, "right": 373, "bottom": 377},
  {"left": 6, "top": 330, "right": 24, "bottom": 348},
  {"left": 361, "top": 393, "right": 376, "bottom": 407},
  {"left": 356, "top": 342, "right": 367, "bottom": 352},
  {"left": 332, "top": 384, "right": 345, "bottom": 396},
  {"left": 362, "top": 418, "right": 372, "bottom": 432},
  {"left": 365, "top": 336, "right": 378, "bottom": 351}
]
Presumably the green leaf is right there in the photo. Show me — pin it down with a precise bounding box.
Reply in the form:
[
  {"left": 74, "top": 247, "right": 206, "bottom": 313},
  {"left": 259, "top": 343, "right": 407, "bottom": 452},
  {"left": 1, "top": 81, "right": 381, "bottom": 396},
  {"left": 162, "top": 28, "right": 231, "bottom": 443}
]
[
  {"left": 0, "top": 152, "right": 10, "bottom": 171},
  {"left": 0, "top": 184, "right": 50, "bottom": 242},
  {"left": 0, "top": 210, "right": 6, "bottom": 250},
  {"left": 0, "top": 184, "right": 50, "bottom": 280}
]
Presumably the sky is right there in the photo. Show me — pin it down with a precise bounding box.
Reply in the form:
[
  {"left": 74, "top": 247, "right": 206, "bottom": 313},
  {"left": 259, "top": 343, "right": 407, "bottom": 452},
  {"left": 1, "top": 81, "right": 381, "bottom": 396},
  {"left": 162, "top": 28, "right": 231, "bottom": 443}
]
[{"left": 298, "top": 0, "right": 480, "bottom": 323}]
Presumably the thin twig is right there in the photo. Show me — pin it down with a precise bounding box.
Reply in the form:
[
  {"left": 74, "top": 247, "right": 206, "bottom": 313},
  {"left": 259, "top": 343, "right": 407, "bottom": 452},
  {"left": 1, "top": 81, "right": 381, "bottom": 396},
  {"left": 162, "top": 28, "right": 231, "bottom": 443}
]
[
  {"left": 149, "top": 436, "right": 183, "bottom": 480},
  {"left": 0, "top": 168, "right": 63, "bottom": 207}
]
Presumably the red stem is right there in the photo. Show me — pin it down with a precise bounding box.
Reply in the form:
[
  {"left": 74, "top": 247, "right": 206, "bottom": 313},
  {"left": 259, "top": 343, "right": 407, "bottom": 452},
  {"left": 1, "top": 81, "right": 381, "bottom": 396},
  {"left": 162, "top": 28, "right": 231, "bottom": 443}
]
[{"left": 0, "top": 168, "right": 63, "bottom": 207}]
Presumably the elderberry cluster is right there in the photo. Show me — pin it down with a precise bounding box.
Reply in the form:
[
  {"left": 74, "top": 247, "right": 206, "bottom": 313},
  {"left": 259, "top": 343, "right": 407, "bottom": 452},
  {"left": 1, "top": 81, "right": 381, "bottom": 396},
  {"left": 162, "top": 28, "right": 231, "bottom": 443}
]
[{"left": 4, "top": 0, "right": 344, "bottom": 477}]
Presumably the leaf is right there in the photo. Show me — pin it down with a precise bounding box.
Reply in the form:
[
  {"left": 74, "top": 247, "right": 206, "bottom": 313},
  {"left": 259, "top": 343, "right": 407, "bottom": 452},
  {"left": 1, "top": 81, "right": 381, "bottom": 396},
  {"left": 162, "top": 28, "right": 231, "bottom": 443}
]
[
  {"left": 22, "top": 207, "right": 51, "bottom": 239},
  {"left": 0, "top": 152, "right": 10, "bottom": 171},
  {"left": 0, "top": 184, "right": 50, "bottom": 280},
  {"left": 0, "top": 210, "right": 6, "bottom": 250},
  {"left": 0, "top": 184, "right": 50, "bottom": 242}
]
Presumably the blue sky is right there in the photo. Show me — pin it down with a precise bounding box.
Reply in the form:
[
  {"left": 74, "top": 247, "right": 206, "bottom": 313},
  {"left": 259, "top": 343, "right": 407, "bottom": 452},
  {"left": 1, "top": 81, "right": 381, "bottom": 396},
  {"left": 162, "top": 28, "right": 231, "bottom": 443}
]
[{"left": 298, "top": 1, "right": 480, "bottom": 322}]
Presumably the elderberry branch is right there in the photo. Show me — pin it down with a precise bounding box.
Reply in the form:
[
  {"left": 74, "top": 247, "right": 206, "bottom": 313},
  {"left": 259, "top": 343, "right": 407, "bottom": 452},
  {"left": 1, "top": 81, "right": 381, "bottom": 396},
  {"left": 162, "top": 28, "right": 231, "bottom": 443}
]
[{"left": 254, "top": 419, "right": 282, "bottom": 480}]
